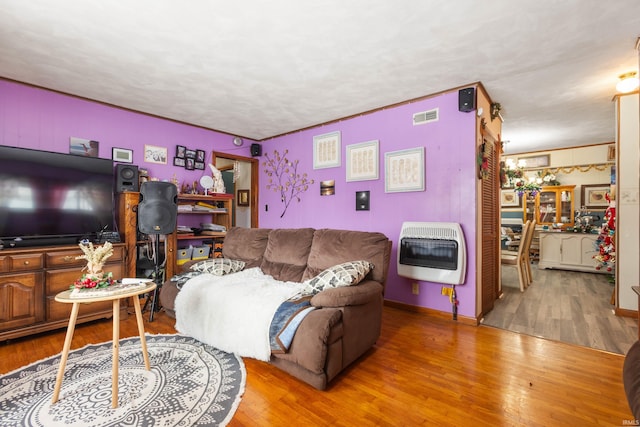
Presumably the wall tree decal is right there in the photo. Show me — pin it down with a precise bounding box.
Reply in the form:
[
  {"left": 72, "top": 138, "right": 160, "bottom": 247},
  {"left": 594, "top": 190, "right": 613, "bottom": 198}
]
[{"left": 263, "top": 149, "right": 314, "bottom": 218}]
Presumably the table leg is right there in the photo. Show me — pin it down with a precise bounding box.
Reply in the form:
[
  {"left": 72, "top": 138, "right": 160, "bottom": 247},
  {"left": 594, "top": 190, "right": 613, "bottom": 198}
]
[
  {"left": 52, "top": 302, "right": 80, "bottom": 404},
  {"left": 133, "top": 295, "right": 151, "bottom": 370},
  {"left": 112, "top": 299, "right": 119, "bottom": 408}
]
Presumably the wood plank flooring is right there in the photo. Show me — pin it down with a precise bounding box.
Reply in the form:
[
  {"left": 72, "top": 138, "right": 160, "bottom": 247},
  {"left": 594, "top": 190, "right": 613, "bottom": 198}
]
[
  {"left": 482, "top": 264, "right": 638, "bottom": 355},
  {"left": 0, "top": 303, "right": 634, "bottom": 426}
]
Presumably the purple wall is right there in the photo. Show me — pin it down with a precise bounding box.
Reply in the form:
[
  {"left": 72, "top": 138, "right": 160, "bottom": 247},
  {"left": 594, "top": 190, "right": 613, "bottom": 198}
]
[
  {"left": 1, "top": 79, "right": 479, "bottom": 318},
  {"left": 0, "top": 79, "right": 256, "bottom": 185},
  {"left": 260, "top": 92, "right": 478, "bottom": 317}
]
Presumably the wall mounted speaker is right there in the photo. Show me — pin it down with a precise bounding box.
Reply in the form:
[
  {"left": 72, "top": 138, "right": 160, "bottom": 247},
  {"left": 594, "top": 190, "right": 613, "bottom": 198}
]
[
  {"left": 250, "top": 143, "right": 262, "bottom": 157},
  {"left": 115, "top": 164, "right": 139, "bottom": 192},
  {"left": 138, "top": 181, "right": 178, "bottom": 235},
  {"left": 458, "top": 87, "right": 476, "bottom": 112},
  {"left": 356, "top": 191, "right": 370, "bottom": 211}
]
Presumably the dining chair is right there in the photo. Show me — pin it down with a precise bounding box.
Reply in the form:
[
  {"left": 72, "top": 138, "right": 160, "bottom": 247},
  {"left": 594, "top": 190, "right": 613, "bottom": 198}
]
[{"left": 501, "top": 220, "right": 531, "bottom": 292}]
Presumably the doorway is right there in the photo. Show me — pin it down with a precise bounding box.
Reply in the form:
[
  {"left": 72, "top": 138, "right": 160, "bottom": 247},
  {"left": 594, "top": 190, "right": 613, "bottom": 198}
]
[{"left": 211, "top": 151, "right": 260, "bottom": 228}]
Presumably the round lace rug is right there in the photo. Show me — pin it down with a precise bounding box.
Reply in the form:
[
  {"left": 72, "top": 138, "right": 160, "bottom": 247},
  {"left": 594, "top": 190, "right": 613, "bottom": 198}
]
[{"left": 0, "top": 334, "right": 245, "bottom": 426}]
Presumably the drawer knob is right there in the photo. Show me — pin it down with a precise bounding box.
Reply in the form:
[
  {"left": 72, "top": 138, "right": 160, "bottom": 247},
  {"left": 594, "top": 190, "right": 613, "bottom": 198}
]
[
  {"left": 63, "top": 256, "right": 74, "bottom": 262},
  {"left": 23, "top": 260, "right": 30, "bottom": 265}
]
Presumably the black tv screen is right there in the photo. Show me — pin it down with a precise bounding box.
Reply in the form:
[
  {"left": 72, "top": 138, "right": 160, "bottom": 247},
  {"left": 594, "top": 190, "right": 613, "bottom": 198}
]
[{"left": 0, "top": 145, "right": 115, "bottom": 247}]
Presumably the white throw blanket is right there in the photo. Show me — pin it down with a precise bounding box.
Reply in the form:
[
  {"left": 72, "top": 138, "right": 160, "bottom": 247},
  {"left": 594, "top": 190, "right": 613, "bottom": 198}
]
[{"left": 174, "top": 267, "right": 306, "bottom": 361}]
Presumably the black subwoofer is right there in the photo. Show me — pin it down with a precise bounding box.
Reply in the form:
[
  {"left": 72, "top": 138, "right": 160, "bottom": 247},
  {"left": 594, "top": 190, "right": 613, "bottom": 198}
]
[
  {"left": 115, "top": 164, "right": 139, "bottom": 192},
  {"left": 138, "top": 181, "right": 178, "bottom": 235}
]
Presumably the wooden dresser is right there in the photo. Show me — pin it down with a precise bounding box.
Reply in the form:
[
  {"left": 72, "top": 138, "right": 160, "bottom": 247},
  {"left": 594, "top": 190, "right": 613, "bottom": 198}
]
[{"left": 0, "top": 243, "right": 126, "bottom": 341}]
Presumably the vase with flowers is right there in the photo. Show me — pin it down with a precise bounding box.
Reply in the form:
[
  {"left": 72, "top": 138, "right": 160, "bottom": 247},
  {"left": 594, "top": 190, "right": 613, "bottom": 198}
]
[{"left": 71, "top": 241, "right": 115, "bottom": 290}]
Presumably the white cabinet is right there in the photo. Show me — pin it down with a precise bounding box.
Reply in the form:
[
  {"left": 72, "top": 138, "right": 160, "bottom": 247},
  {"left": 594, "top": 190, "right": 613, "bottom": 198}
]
[{"left": 538, "top": 232, "right": 605, "bottom": 273}]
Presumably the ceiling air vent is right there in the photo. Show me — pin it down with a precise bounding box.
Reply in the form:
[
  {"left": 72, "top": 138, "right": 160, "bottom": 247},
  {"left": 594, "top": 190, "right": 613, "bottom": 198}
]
[{"left": 413, "top": 108, "right": 439, "bottom": 125}]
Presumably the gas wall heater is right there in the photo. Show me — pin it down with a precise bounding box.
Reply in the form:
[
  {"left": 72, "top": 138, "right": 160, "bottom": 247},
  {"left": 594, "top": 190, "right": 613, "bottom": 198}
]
[{"left": 397, "top": 222, "right": 467, "bottom": 285}]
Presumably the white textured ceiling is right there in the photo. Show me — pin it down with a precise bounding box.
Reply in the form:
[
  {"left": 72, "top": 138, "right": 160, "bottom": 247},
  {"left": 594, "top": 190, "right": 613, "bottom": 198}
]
[{"left": 0, "top": 1, "right": 638, "bottom": 154}]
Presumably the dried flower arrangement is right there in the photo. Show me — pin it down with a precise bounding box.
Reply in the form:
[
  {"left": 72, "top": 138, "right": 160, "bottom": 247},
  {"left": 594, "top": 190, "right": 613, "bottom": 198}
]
[{"left": 71, "top": 241, "right": 115, "bottom": 289}]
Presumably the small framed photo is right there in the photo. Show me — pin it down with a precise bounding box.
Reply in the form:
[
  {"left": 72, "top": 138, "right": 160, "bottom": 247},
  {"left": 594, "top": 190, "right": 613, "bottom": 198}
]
[
  {"left": 195, "top": 161, "right": 205, "bottom": 170},
  {"left": 237, "top": 189, "right": 250, "bottom": 206},
  {"left": 185, "top": 149, "right": 197, "bottom": 159},
  {"left": 69, "top": 137, "right": 99, "bottom": 157},
  {"left": 173, "top": 157, "right": 186, "bottom": 167},
  {"left": 185, "top": 158, "right": 195, "bottom": 170},
  {"left": 346, "top": 140, "right": 379, "bottom": 182},
  {"left": 112, "top": 147, "right": 133, "bottom": 163},
  {"left": 501, "top": 189, "right": 521, "bottom": 207},
  {"left": 581, "top": 184, "right": 610, "bottom": 209},
  {"left": 196, "top": 149, "right": 206, "bottom": 162},
  {"left": 313, "top": 131, "right": 341, "bottom": 169},
  {"left": 607, "top": 145, "right": 615, "bottom": 161},
  {"left": 176, "top": 145, "right": 186, "bottom": 158},
  {"left": 144, "top": 145, "right": 167, "bottom": 164},
  {"left": 384, "top": 147, "right": 425, "bottom": 193}
]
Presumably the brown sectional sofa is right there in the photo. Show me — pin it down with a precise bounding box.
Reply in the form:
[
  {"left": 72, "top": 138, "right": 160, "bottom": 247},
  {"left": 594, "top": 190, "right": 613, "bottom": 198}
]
[{"left": 160, "top": 227, "right": 392, "bottom": 390}]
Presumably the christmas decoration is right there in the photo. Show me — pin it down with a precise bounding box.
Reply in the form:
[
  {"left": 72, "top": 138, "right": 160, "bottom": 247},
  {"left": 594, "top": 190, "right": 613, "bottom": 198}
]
[{"left": 593, "top": 193, "right": 615, "bottom": 272}]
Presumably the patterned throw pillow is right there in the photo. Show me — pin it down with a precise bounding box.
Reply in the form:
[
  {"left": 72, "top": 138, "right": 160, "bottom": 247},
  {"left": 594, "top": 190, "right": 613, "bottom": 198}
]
[
  {"left": 190, "top": 258, "right": 246, "bottom": 276},
  {"left": 302, "top": 260, "right": 373, "bottom": 295}
]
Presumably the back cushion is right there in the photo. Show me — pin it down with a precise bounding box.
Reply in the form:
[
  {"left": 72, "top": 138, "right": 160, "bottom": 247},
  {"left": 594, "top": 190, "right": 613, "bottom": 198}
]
[
  {"left": 260, "top": 228, "right": 315, "bottom": 282},
  {"left": 302, "top": 229, "right": 390, "bottom": 284},
  {"left": 222, "top": 227, "right": 272, "bottom": 268}
]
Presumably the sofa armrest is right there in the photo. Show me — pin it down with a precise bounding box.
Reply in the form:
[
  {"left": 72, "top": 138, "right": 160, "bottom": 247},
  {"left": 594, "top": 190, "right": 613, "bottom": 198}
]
[{"left": 310, "top": 280, "right": 383, "bottom": 308}]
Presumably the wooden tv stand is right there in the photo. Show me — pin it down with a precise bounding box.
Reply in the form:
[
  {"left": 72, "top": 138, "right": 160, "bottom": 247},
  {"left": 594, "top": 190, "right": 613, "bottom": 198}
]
[{"left": 0, "top": 243, "right": 126, "bottom": 341}]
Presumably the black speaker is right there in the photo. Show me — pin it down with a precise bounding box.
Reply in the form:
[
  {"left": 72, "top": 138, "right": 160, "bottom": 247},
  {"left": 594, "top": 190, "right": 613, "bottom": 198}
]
[
  {"left": 250, "top": 143, "right": 262, "bottom": 157},
  {"left": 356, "top": 191, "right": 370, "bottom": 211},
  {"left": 458, "top": 87, "right": 476, "bottom": 112},
  {"left": 115, "top": 164, "right": 139, "bottom": 192},
  {"left": 138, "top": 181, "right": 178, "bottom": 235}
]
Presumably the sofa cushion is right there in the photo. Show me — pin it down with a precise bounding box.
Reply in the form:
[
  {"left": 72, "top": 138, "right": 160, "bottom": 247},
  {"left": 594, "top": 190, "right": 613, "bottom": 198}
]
[
  {"left": 260, "top": 228, "right": 315, "bottom": 282},
  {"left": 302, "top": 229, "right": 390, "bottom": 286},
  {"left": 190, "top": 258, "right": 246, "bottom": 275},
  {"left": 222, "top": 227, "right": 272, "bottom": 268},
  {"left": 302, "top": 260, "right": 373, "bottom": 295}
]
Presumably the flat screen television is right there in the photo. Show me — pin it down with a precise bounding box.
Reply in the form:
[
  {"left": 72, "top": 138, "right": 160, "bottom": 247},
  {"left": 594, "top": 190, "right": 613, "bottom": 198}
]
[{"left": 0, "top": 145, "right": 115, "bottom": 248}]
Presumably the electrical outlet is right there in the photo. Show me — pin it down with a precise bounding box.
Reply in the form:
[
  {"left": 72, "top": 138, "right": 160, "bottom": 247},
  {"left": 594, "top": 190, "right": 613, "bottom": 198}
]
[{"left": 412, "top": 282, "right": 419, "bottom": 295}]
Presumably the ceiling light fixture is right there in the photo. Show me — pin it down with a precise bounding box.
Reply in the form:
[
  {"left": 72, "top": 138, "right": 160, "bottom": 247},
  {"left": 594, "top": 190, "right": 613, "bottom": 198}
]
[{"left": 616, "top": 71, "right": 639, "bottom": 93}]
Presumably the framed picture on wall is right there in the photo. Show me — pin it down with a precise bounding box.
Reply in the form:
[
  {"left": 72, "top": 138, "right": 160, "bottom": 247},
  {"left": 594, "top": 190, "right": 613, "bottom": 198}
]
[
  {"left": 195, "top": 161, "right": 205, "bottom": 170},
  {"left": 237, "top": 189, "right": 250, "bottom": 206},
  {"left": 173, "top": 157, "right": 186, "bottom": 167},
  {"left": 313, "top": 131, "right": 341, "bottom": 169},
  {"left": 112, "top": 147, "right": 133, "bottom": 163},
  {"left": 501, "top": 189, "right": 521, "bottom": 207},
  {"left": 185, "top": 149, "right": 197, "bottom": 159},
  {"left": 581, "top": 184, "right": 610, "bottom": 208},
  {"left": 196, "top": 150, "right": 206, "bottom": 162},
  {"left": 185, "top": 158, "right": 195, "bottom": 170},
  {"left": 517, "top": 154, "right": 550, "bottom": 168},
  {"left": 144, "top": 145, "right": 167, "bottom": 164},
  {"left": 384, "top": 147, "right": 425, "bottom": 193},
  {"left": 346, "top": 140, "right": 379, "bottom": 182},
  {"left": 176, "top": 145, "right": 186, "bottom": 158}
]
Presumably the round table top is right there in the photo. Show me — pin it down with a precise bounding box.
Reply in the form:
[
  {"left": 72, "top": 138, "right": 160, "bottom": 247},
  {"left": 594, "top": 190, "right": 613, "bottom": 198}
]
[{"left": 55, "top": 281, "right": 157, "bottom": 304}]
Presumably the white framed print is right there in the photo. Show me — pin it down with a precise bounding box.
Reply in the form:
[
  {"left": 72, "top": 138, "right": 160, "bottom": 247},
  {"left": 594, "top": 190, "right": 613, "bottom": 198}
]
[
  {"left": 313, "top": 131, "right": 341, "bottom": 169},
  {"left": 112, "top": 147, "right": 133, "bottom": 163},
  {"left": 384, "top": 147, "right": 425, "bottom": 193},
  {"left": 144, "top": 144, "right": 167, "bottom": 164},
  {"left": 346, "top": 140, "right": 379, "bottom": 182}
]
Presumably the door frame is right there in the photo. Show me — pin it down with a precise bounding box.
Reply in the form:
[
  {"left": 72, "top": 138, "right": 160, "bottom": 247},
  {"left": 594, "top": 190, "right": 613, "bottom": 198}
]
[{"left": 211, "top": 151, "right": 260, "bottom": 228}]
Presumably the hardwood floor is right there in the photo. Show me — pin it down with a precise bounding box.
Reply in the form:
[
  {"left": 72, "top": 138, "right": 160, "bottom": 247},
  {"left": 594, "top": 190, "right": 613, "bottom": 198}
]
[
  {"left": 0, "top": 304, "right": 634, "bottom": 426},
  {"left": 483, "top": 264, "right": 638, "bottom": 355}
]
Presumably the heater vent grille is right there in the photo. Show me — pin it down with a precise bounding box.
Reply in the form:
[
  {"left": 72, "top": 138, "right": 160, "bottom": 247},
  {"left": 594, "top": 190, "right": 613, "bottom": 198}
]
[{"left": 412, "top": 108, "right": 439, "bottom": 125}]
